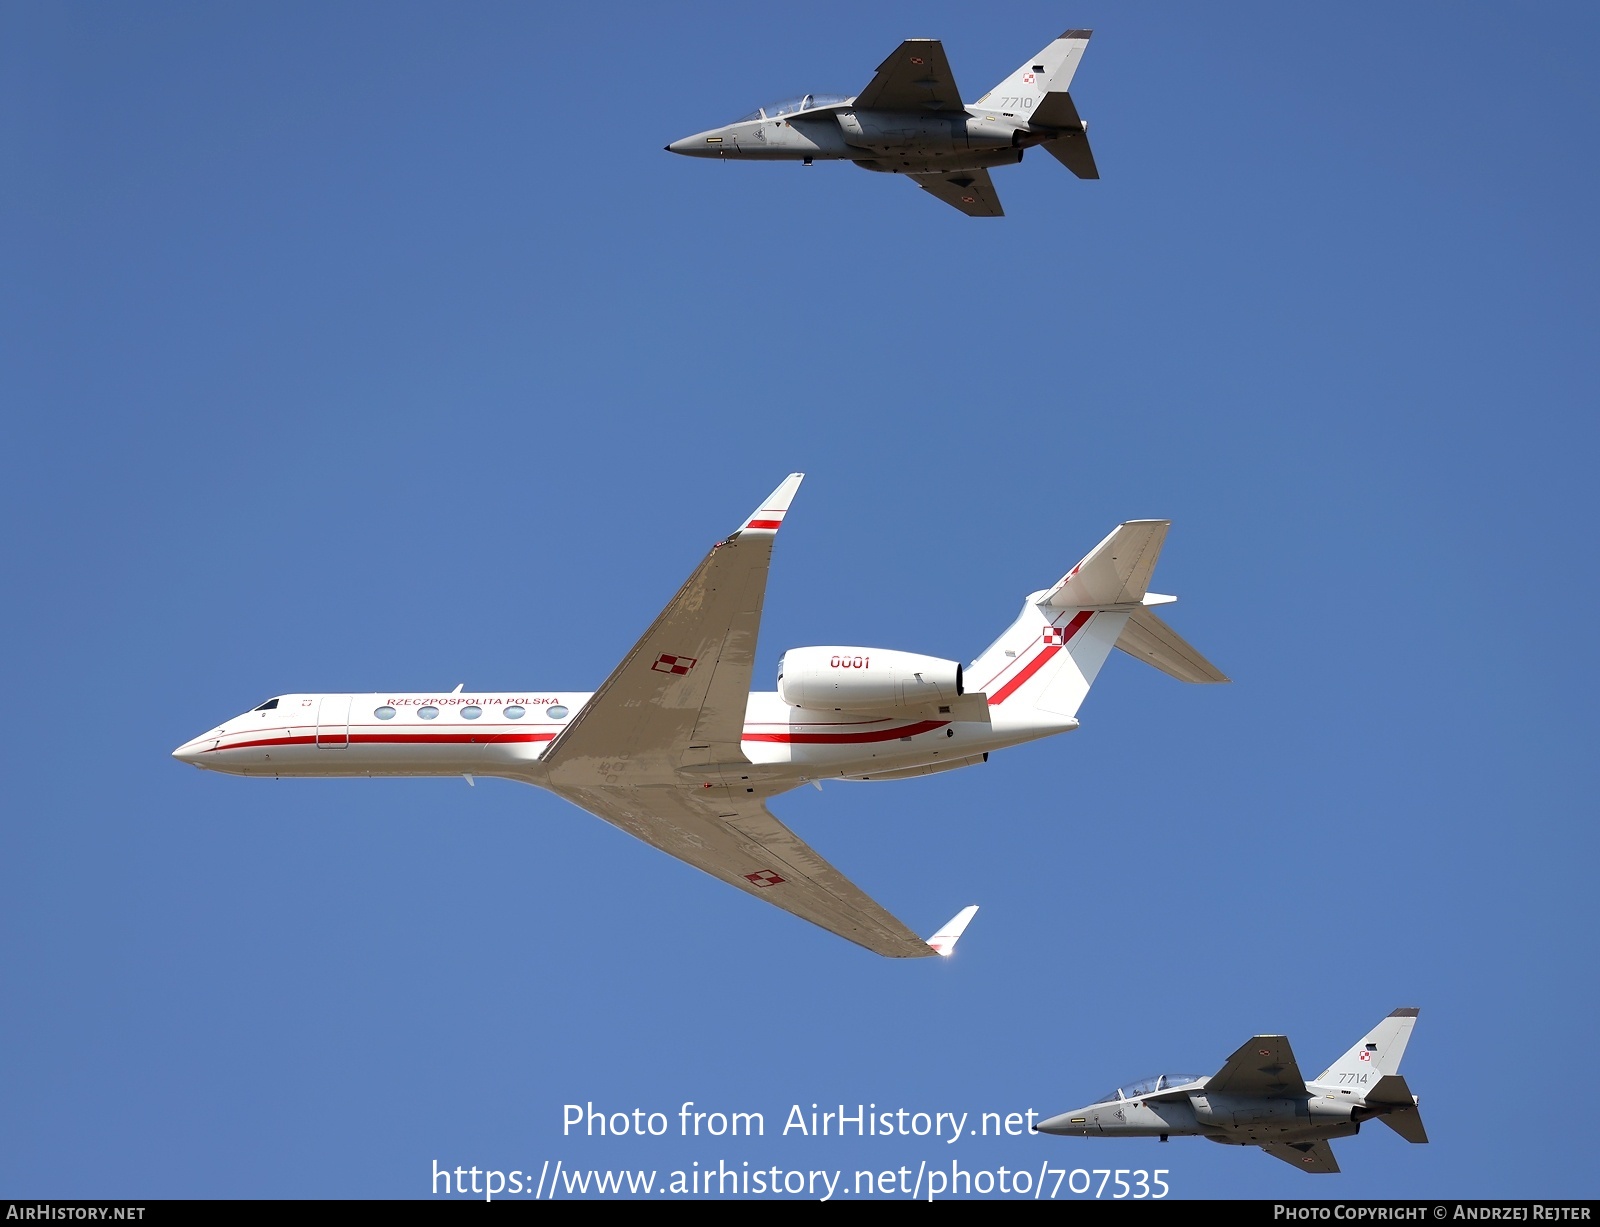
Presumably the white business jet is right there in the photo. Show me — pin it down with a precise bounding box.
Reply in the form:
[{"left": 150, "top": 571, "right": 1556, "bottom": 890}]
[{"left": 173, "top": 475, "right": 1226, "bottom": 958}]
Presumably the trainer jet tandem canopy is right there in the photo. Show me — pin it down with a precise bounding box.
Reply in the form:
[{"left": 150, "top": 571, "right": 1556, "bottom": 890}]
[
  {"left": 666, "top": 29, "right": 1099, "bottom": 216},
  {"left": 173, "top": 475, "right": 1225, "bottom": 957},
  {"left": 1036, "top": 1010, "right": 1429, "bottom": 1174}
]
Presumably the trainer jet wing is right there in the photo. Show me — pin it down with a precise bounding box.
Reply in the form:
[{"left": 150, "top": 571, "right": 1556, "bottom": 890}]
[
  {"left": 1261, "top": 1140, "right": 1340, "bottom": 1174},
  {"left": 542, "top": 473, "right": 975, "bottom": 958},
  {"left": 909, "top": 169, "right": 1003, "bottom": 218},
  {"left": 1207, "top": 1034, "right": 1309, "bottom": 1097},
  {"left": 854, "top": 38, "right": 966, "bottom": 112}
]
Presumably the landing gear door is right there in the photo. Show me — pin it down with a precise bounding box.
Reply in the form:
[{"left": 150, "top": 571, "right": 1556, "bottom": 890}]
[{"left": 316, "top": 695, "right": 351, "bottom": 748}]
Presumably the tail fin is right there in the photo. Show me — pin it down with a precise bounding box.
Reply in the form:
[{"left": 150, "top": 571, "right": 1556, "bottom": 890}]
[
  {"left": 1312, "top": 1009, "right": 1429, "bottom": 1145},
  {"left": 967, "top": 521, "right": 1223, "bottom": 723},
  {"left": 1031, "top": 91, "right": 1100, "bottom": 179},
  {"left": 1314, "top": 1008, "right": 1420, "bottom": 1086},
  {"left": 976, "top": 29, "right": 1092, "bottom": 115}
]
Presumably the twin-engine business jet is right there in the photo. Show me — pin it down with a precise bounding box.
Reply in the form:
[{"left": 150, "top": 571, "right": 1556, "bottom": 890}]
[
  {"left": 666, "top": 29, "right": 1099, "bottom": 216},
  {"left": 173, "top": 476, "right": 1226, "bottom": 958},
  {"left": 1036, "top": 1010, "right": 1429, "bottom": 1174}
]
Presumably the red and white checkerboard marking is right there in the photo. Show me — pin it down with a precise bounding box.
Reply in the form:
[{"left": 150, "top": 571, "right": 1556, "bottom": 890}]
[
  {"left": 1358, "top": 1050, "right": 1371, "bottom": 1062},
  {"left": 1022, "top": 71, "right": 1036, "bottom": 84},
  {"left": 744, "top": 870, "right": 785, "bottom": 888},
  {"left": 1042, "top": 626, "right": 1066, "bottom": 646},
  {"left": 652, "top": 653, "right": 697, "bottom": 675}
]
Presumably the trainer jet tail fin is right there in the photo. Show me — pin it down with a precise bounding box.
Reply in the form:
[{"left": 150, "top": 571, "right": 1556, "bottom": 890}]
[
  {"left": 1312, "top": 1008, "right": 1421, "bottom": 1088},
  {"left": 1031, "top": 92, "right": 1100, "bottom": 180},
  {"left": 977, "top": 29, "right": 1093, "bottom": 110},
  {"left": 1368, "top": 1074, "right": 1429, "bottom": 1144},
  {"left": 1379, "top": 1105, "right": 1430, "bottom": 1145}
]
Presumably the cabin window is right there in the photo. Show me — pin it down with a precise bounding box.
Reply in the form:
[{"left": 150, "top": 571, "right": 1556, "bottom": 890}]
[
  {"left": 460, "top": 705, "right": 482, "bottom": 720},
  {"left": 374, "top": 706, "right": 396, "bottom": 720},
  {"left": 418, "top": 706, "right": 439, "bottom": 720},
  {"left": 504, "top": 706, "right": 525, "bottom": 719},
  {"left": 547, "top": 705, "right": 569, "bottom": 720}
]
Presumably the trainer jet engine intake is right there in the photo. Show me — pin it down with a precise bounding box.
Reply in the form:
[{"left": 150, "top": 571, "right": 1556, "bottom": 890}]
[
  {"left": 666, "top": 29, "right": 1100, "bottom": 217},
  {"left": 1036, "top": 1010, "right": 1428, "bottom": 1174},
  {"left": 173, "top": 475, "right": 1225, "bottom": 958}
]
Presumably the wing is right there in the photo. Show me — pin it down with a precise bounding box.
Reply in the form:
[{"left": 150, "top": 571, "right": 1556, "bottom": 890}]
[
  {"left": 540, "top": 474, "right": 978, "bottom": 958},
  {"left": 854, "top": 39, "right": 965, "bottom": 112},
  {"left": 1260, "top": 1140, "right": 1340, "bottom": 1174},
  {"left": 552, "top": 783, "right": 946, "bottom": 958},
  {"left": 910, "top": 169, "right": 1004, "bottom": 218},
  {"left": 543, "top": 474, "right": 803, "bottom": 779},
  {"left": 1208, "top": 1035, "right": 1309, "bottom": 1096}
]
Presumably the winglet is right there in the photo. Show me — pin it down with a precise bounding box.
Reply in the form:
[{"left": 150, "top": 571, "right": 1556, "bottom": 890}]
[
  {"left": 736, "top": 473, "right": 804, "bottom": 536},
  {"left": 925, "top": 904, "right": 979, "bottom": 956}
]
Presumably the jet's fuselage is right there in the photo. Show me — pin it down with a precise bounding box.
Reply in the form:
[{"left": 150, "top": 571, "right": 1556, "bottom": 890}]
[
  {"left": 667, "top": 105, "right": 1041, "bottom": 174},
  {"left": 173, "top": 689, "right": 1074, "bottom": 791},
  {"left": 1040, "top": 1088, "right": 1374, "bottom": 1145}
]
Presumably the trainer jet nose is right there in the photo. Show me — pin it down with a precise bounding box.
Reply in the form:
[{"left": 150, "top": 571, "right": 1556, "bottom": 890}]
[
  {"left": 666, "top": 131, "right": 730, "bottom": 157},
  {"left": 1034, "top": 1110, "right": 1096, "bottom": 1136}
]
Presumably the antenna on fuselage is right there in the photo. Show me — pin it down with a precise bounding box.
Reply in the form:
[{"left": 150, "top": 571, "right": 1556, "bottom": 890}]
[{"left": 451, "top": 683, "right": 464, "bottom": 693}]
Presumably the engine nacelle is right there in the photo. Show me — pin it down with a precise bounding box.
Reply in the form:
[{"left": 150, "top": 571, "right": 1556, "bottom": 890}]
[{"left": 777, "top": 647, "right": 963, "bottom": 712}]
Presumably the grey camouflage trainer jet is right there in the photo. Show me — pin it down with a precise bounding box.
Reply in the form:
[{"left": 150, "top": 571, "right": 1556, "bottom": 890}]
[
  {"left": 1035, "top": 1010, "right": 1428, "bottom": 1174},
  {"left": 665, "top": 29, "right": 1099, "bottom": 217}
]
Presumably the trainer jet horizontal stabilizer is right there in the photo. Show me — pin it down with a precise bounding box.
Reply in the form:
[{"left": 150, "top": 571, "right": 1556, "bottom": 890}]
[
  {"left": 1036, "top": 1010, "right": 1428, "bottom": 1174},
  {"left": 666, "top": 30, "right": 1099, "bottom": 216},
  {"left": 174, "top": 476, "right": 1224, "bottom": 958}
]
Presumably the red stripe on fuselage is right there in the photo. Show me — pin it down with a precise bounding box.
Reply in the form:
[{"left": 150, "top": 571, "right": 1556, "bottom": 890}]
[
  {"left": 743, "top": 719, "right": 949, "bottom": 744},
  {"left": 988, "top": 611, "right": 1095, "bottom": 706}
]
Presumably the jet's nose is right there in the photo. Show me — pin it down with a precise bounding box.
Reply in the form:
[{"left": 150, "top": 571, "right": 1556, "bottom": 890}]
[
  {"left": 171, "top": 737, "right": 209, "bottom": 766},
  {"left": 1034, "top": 1110, "right": 1094, "bottom": 1136},
  {"left": 666, "top": 131, "right": 729, "bottom": 157}
]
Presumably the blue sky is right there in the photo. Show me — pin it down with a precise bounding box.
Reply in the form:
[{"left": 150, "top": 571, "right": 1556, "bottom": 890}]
[{"left": 3, "top": 1, "right": 1596, "bottom": 1200}]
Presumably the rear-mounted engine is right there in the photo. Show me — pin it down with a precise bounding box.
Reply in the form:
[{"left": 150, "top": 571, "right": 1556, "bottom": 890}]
[{"left": 777, "top": 647, "right": 963, "bottom": 712}]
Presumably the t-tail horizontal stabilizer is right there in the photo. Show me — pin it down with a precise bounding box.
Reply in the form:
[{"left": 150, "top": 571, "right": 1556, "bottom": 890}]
[
  {"left": 1039, "top": 520, "right": 1229, "bottom": 684},
  {"left": 925, "top": 904, "right": 979, "bottom": 956}
]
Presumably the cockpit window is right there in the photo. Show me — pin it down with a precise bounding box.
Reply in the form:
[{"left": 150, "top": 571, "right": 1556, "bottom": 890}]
[
  {"left": 1095, "top": 1074, "right": 1203, "bottom": 1104},
  {"left": 253, "top": 698, "right": 280, "bottom": 712},
  {"left": 741, "top": 93, "right": 850, "bottom": 122}
]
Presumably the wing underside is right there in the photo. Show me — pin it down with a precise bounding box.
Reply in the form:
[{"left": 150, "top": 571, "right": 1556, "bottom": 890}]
[
  {"left": 855, "top": 39, "right": 964, "bottom": 113},
  {"left": 1209, "top": 1035, "right": 1309, "bottom": 1097},
  {"left": 1261, "top": 1139, "right": 1340, "bottom": 1174},
  {"left": 543, "top": 476, "right": 802, "bottom": 778},
  {"left": 556, "top": 784, "right": 940, "bottom": 958},
  {"left": 910, "top": 168, "right": 1003, "bottom": 217},
  {"left": 539, "top": 475, "right": 968, "bottom": 958}
]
